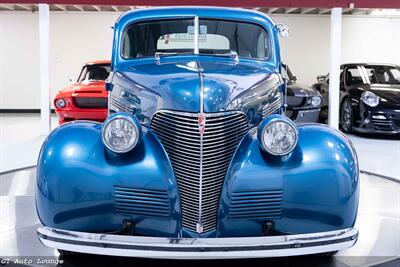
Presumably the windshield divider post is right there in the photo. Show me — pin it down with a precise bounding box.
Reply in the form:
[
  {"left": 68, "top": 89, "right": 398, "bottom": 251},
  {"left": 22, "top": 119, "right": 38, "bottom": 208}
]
[{"left": 194, "top": 16, "right": 199, "bottom": 55}]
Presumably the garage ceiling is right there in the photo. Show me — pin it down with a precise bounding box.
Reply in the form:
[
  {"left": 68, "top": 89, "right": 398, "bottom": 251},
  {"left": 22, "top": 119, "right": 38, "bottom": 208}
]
[{"left": 0, "top": 4, "right": 390, "bottom": 15}]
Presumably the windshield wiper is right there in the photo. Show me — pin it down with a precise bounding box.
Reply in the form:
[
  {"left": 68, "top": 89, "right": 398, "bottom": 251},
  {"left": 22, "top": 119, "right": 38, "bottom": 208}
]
[
  {"left": 154, "top": 51, "right": 193, "bottom": 61},
  {"left": 199, "top": 51, "right": 239, "bottom": 62}
]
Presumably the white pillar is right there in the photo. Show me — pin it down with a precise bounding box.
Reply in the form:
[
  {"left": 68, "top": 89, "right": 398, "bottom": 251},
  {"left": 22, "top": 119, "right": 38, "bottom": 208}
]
[
  {"left": 328, "top": 7, "right": 342, "bottom": 129},
  {"left": 39, "top": 3, "right": 50, "bottom": 135}
]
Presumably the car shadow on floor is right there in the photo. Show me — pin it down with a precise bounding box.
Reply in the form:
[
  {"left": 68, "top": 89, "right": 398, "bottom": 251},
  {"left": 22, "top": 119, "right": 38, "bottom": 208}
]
[{"left": 59, "top": 254, "right": 346, "bottom": 267}]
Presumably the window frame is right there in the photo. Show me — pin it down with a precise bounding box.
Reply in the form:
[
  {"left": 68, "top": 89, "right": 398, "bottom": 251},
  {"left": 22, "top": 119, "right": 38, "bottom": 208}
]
[{"left": 119, "top": 17, "right": 273, "bottom": 62}]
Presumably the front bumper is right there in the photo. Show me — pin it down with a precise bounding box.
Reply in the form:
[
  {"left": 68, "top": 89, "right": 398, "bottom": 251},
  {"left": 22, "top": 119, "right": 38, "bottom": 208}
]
[
  {"left": 355, "top": 105, "right": 400, "bottom": 134},
  {"left": 37, "top": 227, "right": 358, "bottom": 259},
  {"left": 286, "top": 108, "right": 320, "bottom": 123}
]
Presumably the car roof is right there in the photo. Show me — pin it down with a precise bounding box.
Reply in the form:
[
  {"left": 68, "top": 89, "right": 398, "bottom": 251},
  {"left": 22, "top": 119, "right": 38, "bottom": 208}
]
[
  {"left": 341, "top": 63, "right": 399, "bottom": 68},
  {"left": 85, "top": 60, "right": 111, "bottom": 66},
  {"left": 116, "top": 6, "right": 275, "bottom": 27}
]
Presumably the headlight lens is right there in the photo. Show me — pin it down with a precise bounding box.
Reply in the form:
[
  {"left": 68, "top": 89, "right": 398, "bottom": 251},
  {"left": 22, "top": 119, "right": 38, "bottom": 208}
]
[
  {"left": 361, "top": 91, "right": 379, "bottom": 107},
  {"left": 102, "top": 113, "right": 141, "bottom": 153},
  {"left": 55, "top": 99, "right": 66, "bottom": 109},
  {"left": 258, "top": 115, "right": 298, "bottom": 156},
  {"left": 309, "top": 96, "right": 322, "bottom": 107}
]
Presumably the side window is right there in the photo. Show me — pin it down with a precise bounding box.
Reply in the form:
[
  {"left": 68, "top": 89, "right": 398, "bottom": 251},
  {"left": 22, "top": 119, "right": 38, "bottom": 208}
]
[
  {"left": 389, "top": 68, "right": 400, "bottom": 82},
  {"left": 77, "top": 67, "right": 88, "bottom": 83},
  {"left": 345, "top": 67, "right": 364, "bottom": 85}
]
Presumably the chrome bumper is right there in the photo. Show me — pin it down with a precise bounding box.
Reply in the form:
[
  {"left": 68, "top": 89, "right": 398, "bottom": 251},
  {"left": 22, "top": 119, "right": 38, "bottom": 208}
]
[{"left": 37, "top": 227, "right": 358, "bottom": 259}]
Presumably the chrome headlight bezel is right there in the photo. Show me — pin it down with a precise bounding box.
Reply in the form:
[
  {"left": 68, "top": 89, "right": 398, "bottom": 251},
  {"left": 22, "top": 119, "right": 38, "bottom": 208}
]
[
  {"left": 361, "top": 91, "right": 379, "bottom": 107},
  {"left": 55, "top": 98, "right": 66, "bottom": 109},
  {"left": 258, "top": 115, "right": 298, "bottom": 156},
  {"left": 309, "top": 96, "right": 322, "bottom": 108},
  {"left": 101, "top": 113, "right": 142, "bottom": 153}
]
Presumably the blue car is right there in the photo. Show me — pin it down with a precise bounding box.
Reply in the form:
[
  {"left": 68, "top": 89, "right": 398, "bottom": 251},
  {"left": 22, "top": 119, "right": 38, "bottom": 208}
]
[{"left": 36, "top": 7, "right": 359, "bottom": 258}]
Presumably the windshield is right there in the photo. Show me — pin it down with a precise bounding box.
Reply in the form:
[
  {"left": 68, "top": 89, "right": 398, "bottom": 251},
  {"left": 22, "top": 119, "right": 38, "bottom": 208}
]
[
  {"left": 364, "top": 65, "right": 400, "bottom": 85},
  {"left": 77, "top": 64, "right": 111, "bottom": 83},
  {"left": 121, "top": 18, "right": 271, "bottom": 60}
]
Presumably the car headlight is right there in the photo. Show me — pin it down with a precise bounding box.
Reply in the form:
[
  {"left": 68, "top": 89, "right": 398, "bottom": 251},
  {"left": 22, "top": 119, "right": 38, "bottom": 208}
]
[
  {"left": 308, "top": 96, "right": 321, "bottom": 108},
  {"left": 102, "top": 113, "right": 141, "bottom": 153},
  {"left": 55, "top": 98, "right": 66, "bottom": 109},
  {"left": 361, "top": 91, "right": 379, "bottom": 107},
  {"left": 258, "top": 114, "right": 298, "bottom": 156}
]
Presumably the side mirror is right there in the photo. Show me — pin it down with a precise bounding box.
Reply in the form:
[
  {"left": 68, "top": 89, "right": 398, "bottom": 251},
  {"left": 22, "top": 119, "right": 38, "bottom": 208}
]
[
  {"left": 292, "top": 76, "right": 297, "bottom": 82},
  {"left": 276, "top": 23, "right": 289, "bottom": 38},
  {"left": 69, "top": 77, "right": 74, "bottom": 84},
  {"left": 317, "top": 75, "right": 325, "bottom": 83}
]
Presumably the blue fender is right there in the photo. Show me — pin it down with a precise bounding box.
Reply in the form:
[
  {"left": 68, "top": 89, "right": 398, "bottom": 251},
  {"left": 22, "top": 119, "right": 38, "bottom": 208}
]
[
  {"left": 217, "top": 124, "right": 359, "bottom": 237},
  {"left": 36, "top": 121, "right": 180, "bottom": 237}
]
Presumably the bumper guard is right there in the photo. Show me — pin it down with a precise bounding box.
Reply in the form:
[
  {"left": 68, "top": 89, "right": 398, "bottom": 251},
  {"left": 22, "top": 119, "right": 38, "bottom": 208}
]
[{"left": 37, "top": 227, "right": 358, "bottom": 259}]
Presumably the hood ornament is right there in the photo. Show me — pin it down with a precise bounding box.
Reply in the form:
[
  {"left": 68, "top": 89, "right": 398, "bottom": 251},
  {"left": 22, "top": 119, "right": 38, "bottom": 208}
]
[{"left": 198, "top": 113, "right": 206, "bottom": 135}]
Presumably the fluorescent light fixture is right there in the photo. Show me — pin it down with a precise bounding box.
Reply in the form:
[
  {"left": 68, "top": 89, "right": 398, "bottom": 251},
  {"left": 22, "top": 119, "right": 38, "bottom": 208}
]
[{"left": 370, "top": 9, "right": 400, "bottom": 16}]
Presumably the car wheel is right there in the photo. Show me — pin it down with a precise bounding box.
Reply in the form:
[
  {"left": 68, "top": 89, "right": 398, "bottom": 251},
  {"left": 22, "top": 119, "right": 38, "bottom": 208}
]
[{"left": 340, "top": 98, "right": 353, "bottom": 133}]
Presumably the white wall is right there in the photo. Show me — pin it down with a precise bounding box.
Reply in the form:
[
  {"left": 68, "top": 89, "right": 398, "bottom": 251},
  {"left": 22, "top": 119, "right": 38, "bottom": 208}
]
[
  {"left": 2, "top": 11, "right": 400, "bottom": 109},
  {"left": 272, "top": 14, "right": 400, "bottom": 86},
  {"left": 0, "top": 11, "right": 120, "bottom": 109}
]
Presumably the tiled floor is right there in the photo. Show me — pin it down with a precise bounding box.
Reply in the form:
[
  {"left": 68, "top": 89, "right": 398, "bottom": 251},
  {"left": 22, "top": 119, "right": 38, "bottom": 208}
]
[
  {"left": 0, "top": 168, "right": 399, "bottom": 266},
  {"left": 0, "top": 114, "right": 58, "bottom": 173}
]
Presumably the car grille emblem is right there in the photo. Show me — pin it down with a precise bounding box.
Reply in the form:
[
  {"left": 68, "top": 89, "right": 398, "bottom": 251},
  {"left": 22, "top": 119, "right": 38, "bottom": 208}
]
[{"left": 198, "top": 113, "right": 206, "bottom": 135}]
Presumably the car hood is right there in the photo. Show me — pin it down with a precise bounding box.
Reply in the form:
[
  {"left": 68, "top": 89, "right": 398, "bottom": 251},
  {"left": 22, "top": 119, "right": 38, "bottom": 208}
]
[
  {"left": 59, "top": 81, "right": 106, "bottom": 95},
  {"left": 367, "top": 85, "right": 400, "bottom": 105},
  {"left": 119, "top": 59, "right": 275, "bottom": 113},
  {"left": 286, "top": 82, "right": 320, "bottom": 97}
]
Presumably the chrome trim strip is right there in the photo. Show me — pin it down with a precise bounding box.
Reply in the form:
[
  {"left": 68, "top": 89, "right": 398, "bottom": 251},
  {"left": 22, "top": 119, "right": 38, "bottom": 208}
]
[
  {"left": 38, "top": 227, "right": 358, "bottom": 259},
  {"left": 194, "top": 16, "right": 199, "bottom": 55},
  {"left": 197, "top": 62, "right": 205, "bottom": 233}
]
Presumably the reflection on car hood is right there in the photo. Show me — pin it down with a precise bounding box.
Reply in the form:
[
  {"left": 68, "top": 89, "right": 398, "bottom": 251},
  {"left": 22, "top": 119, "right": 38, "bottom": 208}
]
[
  {"left": 367, "top": 85, "right": 400, "bottom": 105},
  {"left": 59, "top": 81, "right": 106, "bottom": 94},
  {"left": 120, "top": 59, "right": 274, "bottom": 113},
  {"left": 286, "top": 83, "right": 320, "bottom": 97}
]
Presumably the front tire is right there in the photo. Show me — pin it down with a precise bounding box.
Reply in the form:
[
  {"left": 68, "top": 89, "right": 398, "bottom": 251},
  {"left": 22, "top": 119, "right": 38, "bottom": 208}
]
[{"left": 340, "top": 98, "right": 353, "bottom": 133}]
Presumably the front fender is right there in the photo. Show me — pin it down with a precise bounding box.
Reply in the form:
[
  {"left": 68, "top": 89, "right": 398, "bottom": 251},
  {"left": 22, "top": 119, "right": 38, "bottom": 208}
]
[
  {"left": 218, "top": 124, "right": 359, "bottom": 237},
  {"left": 36, "top": 121, "right": 180, "bottom": 237}
]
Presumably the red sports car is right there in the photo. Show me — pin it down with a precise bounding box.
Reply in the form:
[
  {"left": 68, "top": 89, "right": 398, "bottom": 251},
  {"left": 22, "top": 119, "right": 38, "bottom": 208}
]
[{"left": 54, "top": 60, "right": 110, "bottom": 124}]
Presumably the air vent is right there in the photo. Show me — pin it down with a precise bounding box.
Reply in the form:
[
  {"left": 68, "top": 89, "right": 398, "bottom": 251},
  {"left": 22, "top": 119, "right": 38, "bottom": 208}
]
[
  {"left": 113, "top": 186, "right": 170, "bottom": 218},
  {"left": 229, "top": 189, "right": 283, "bottom": 220}
]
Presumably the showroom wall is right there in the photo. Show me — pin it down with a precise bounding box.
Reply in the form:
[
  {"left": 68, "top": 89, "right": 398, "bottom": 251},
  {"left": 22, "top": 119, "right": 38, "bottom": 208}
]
[
  {"left": 0, "top": 11, "right": 119, "bottom": 109},
  {"left": 1, "top": 11, "right": 400, "bottom": 109}
]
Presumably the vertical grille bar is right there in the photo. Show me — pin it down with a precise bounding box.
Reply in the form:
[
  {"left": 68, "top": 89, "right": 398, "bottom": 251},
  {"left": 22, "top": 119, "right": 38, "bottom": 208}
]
[{"left": 151, "top": 110, "right": 248, "bottom": 232}]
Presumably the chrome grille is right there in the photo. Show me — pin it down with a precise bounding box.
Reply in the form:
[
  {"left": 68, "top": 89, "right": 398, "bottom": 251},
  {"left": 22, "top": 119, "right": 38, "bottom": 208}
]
[
  {"left": 73, "top": 97, "right": 108, "bottom": 109},
  {"left": 262, "top": 94, "right": 283, "bottom": 117},
  {"left": 111, "top": 98, "right": 133, "bottom": 113},
  {"left": 229, "top": 190, "right": 283, "bottom": 220},
  {"left": 151, "top": 110, "right": 248, "bottom": 232},
  {"left": 113, "top": 186, "right": 170, "bottom": 218}
]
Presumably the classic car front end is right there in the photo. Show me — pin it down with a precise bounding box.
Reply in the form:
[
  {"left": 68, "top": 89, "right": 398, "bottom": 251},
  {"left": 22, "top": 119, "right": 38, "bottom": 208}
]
[
  {"left": 36, "top": 7, "right": 359, "bottom": 258},
  {"left": 54, "top": 60, "right": 110, "bottom": 124}
]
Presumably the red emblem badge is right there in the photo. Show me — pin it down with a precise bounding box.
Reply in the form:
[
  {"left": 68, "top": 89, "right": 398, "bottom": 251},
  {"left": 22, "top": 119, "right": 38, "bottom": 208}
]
[{"left": 198, "top": 114, "right": 206, "bottom": 135}]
